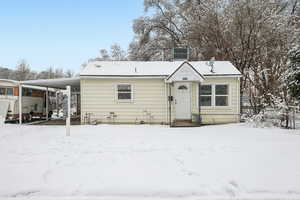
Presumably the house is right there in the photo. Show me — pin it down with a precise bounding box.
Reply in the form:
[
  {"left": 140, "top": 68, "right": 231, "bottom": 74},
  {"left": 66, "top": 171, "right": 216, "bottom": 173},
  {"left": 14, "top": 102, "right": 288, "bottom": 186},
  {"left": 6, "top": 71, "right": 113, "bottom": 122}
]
[{"left": 80, "top": 60, "right": 242, "bottom": 126}]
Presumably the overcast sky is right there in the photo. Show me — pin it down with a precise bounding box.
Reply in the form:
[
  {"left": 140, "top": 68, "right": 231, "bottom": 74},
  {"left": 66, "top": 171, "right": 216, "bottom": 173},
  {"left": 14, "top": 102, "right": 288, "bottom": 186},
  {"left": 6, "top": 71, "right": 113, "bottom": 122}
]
[{"left": 0, "top": 0, "right": 144, "bottom": 72}]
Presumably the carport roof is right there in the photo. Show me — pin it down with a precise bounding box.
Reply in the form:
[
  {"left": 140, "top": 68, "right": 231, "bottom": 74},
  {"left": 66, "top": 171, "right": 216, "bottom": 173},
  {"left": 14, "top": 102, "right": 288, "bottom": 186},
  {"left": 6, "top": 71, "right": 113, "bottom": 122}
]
[{"left": 20, "top": 77, "right": 80, "bottom": 89}]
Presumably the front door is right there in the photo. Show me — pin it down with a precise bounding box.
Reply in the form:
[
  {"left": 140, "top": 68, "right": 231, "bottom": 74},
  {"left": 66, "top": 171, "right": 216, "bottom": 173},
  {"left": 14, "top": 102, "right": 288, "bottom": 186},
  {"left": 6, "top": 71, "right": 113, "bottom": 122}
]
[{"left": 174, "top": 82, "right": 191, "bottom": 119}]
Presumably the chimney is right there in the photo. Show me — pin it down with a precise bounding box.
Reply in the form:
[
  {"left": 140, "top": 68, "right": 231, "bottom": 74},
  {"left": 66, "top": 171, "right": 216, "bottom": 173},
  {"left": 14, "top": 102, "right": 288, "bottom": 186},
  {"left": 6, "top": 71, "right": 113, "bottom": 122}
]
[{"left": 173, "top": 47, "right": 189, "bottom": 61}]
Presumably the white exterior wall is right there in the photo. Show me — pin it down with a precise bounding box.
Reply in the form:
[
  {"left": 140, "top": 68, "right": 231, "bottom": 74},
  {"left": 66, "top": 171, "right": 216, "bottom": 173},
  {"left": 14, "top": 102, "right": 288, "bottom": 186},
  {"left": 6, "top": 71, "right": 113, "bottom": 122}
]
[
  {"left": 81, "top": 78, "right": 168, "bottom": 124},
  {"left": 81, "top": 76, "right": 240, "bottom": 125},
  {"left": 191, "top": 77, "right": 240, "bottom": 124}
]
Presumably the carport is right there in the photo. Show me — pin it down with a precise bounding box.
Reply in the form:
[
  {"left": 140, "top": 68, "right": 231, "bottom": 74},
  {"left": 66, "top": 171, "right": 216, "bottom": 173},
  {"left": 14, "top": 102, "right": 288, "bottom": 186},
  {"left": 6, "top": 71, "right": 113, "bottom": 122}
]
[{"left": 20, "top": 77, "right": 80, "bottom": 136}]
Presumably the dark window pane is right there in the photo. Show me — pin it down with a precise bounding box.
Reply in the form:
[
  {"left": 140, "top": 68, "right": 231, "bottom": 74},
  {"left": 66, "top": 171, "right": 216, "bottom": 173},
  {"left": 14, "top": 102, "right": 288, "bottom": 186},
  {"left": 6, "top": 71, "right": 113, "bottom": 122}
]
[
  {"left": 118, "top": 84, "right": 131, "bottom": 92},
  {"left": 216, "top": 96, "right": 228, "bottom": 106},
  {"left": 178, "top": 85, "right": 188, "bottom": 90},
  {"left": 118, "top": 93, "right": 131, "bottom": 100},
  {"left": 0, "top": 88, "right": 5, "bottom": 95},
  {"left": 199, "top": 96, "right": 211, "bottom": 106},
  {"left": 6, "top": 88, "right": 13, "bottom": 95},
  {"left": 28, "top": 89, "right": 32, "bottom": 96},
  {"left": 200, "top": 85, "right": 212, "bottom": 95},
  {"left": 174, "top": 48, "right": 188, "bottom": 60},
  {"left": 22, "top": 88, "right": 30, "bottom": 96},
  {"left": 216, "top": 85, "right": 228, "bottom": 95}
]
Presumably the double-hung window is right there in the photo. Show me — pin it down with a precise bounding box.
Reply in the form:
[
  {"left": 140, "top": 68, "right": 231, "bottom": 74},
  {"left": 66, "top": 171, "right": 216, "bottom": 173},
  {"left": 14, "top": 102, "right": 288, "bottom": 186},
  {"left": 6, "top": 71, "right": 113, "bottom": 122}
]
[
  {"left": 199, "top": 85, "right": 212, "bottom": 106},
  {"left": 215, "top": 85, "right": 229, "bottom": 106},
  {"left": 117, "top": 84, "right": 132, "bottom": 101}
]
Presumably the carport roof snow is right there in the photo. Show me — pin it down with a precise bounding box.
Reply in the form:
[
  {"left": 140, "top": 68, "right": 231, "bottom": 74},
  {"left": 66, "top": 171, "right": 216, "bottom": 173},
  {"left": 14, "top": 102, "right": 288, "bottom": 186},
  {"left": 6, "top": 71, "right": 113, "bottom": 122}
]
[
  {"left": 81, "top": 61, "right": 242, "bottom": 77},
  {"left": 20, "top": 77, "right": 80, "bottom": 89}
]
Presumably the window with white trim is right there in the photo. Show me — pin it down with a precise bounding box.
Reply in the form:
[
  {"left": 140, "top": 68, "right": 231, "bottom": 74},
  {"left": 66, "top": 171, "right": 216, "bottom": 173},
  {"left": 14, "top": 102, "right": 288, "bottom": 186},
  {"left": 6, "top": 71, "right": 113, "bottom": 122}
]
[
  {"left": 215, "top": 84, "right": 229, "bottom": 106},
  {"left": 199, "top": 85, "right": 212, "bottom": 106},
  {"left": 117, "top": 84, "right": 132, "bottom": 100}
]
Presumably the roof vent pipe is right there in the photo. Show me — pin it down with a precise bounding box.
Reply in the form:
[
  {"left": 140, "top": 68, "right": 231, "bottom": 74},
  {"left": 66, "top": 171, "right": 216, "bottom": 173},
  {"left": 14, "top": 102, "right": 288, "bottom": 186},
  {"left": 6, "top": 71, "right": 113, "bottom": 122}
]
[{"left": 208, "top": 57, "right": 215, "bottom": 73}]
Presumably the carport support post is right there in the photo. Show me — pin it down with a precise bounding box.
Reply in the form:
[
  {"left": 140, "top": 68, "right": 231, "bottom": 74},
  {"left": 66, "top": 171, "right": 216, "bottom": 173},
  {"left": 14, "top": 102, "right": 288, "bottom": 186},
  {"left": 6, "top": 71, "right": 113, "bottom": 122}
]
[
  {"left": 19, "top": 84, "right": 22, "bottom": 124},
  {"left": 66, "top": 85, "right": 71, "bottom": 136},
  {"left": 46, "top": 87, "right": 49, "bottom": 121}
]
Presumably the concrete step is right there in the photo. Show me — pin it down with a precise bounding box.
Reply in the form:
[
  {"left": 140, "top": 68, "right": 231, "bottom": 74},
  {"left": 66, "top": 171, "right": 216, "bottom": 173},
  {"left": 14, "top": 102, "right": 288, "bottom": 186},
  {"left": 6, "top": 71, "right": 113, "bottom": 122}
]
[{"left": 171, "top": 120, "right": 200, "bottom": 127}]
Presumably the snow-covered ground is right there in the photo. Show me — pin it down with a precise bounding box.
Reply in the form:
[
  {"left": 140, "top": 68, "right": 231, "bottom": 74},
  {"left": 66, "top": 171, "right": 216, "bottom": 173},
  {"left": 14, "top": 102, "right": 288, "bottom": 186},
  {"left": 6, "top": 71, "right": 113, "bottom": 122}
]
[{"left": 0, "top": 124, "right": 300, "bottom": 200}]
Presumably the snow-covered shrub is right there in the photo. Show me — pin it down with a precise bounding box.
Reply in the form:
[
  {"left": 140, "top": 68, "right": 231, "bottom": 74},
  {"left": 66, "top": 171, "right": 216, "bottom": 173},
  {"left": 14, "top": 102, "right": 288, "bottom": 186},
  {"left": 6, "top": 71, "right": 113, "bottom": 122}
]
[{"left": 244, "top": 111, "right": 275, "bottom": 128}]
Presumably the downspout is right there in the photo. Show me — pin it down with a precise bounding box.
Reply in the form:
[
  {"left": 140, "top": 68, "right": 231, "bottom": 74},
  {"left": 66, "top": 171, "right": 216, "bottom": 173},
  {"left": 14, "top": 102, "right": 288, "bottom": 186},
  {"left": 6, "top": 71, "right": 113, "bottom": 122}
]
[
  {"left": 164, "top": 82, "right": 168, "bottom": 124},
  {"left": 198, "top": 82, "right": 202, "bottom": 125},
  {"left": 237, "top": 77, "right": 241, "bottom": 122},
  {"left": 169, "top": 83, "right": 172, "bottom": 126}
]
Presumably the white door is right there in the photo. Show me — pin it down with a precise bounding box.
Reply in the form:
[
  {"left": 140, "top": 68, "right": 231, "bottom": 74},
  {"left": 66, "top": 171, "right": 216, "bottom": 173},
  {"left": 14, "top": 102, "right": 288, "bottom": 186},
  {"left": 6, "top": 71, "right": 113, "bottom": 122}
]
[{"left": 174, "top": 82, "right": 191, "bottom": 119}]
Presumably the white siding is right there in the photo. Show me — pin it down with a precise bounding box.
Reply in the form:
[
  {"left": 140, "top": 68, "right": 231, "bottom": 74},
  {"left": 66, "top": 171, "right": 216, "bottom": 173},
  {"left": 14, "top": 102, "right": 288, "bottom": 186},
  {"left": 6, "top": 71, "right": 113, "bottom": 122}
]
[
  {"left": 191, "top": 77, "right": 240, "bottom": 124},
  {"left": 81, "top": 78, "right": 167, "bottom": 124},
  {"left": 81, "top": 77, "right": 240, "bottom": 125}
]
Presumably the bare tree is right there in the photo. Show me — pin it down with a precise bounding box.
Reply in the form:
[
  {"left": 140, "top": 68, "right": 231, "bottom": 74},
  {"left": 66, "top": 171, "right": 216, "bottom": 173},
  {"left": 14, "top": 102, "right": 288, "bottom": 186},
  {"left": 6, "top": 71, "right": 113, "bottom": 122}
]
[
  {"left": 110, "top": 43, "right": 127, "bottom": 61},
  {"left": 99, "top": 49, "right": 110, "bottom": 61},
  {"left": 14, "top": 59, "right": 32, "bottom": 81},
  {"left": 65, "top": 69, "right": 74, "bottom": 78},
  {"left": 129, "top": 0, "right": 300, "bottom": 113}
]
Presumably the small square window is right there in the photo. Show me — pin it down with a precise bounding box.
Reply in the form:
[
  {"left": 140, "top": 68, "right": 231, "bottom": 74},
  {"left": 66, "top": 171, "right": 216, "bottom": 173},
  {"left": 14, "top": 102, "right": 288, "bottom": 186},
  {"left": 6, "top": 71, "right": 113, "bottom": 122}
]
[
  {"left": 117, "top": 84, "right": 132, "bottom": 100},
  {"left": 6, "top": 88, "right": 13, "bottom": 96}
]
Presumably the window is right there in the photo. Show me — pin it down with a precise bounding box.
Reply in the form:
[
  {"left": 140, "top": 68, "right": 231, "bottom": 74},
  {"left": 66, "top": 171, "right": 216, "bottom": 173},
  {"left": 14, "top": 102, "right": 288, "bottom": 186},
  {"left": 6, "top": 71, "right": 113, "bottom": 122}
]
[
  {"left": 117, "top": 84, "right": 132, "bottom": 100},
  {"left": 199, "top": 84, "right": 230, "bottom": 107},
  {"left": 22, "top": 88, "right": 33, "bottom": 96},
  {"left": 215, "top": 85, "right": 228, "bottom": 106},
  {"left": 34, "top": 104, "right": 38, "bottom": 111},
  {"left": 199, "top": 85, "right": 212, "bottom": 106},
  {"left": 6, "top": 88, "right": 13, "bottom": 96},
  {"left": 178, "top": 85, "right": 188, "bottom": 90},
  {"left": 0, "top": 88, "right": 5, "bottom": 95},
  {"left": 0, "top": 87, "right": 13, "bottom": 95}
]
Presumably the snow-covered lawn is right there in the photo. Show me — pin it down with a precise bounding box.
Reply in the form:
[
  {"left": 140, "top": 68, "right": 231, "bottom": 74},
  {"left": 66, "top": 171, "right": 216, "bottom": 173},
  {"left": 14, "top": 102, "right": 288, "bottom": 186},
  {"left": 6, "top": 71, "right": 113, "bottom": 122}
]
[{"left": 0, "top": 124, "right": 300, "bottom": 200}]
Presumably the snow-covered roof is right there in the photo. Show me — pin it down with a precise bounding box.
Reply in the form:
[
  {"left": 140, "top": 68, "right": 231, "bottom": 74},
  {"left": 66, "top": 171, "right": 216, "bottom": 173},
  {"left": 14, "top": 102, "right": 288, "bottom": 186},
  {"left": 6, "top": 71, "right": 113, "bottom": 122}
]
[
  {"left": 21, "top": 77, "right": 80, "bottom": 89},
  {"left": 0, "top": 79, "right": 19, "bottom": 86},
  {"left": 80, "top": 61, "right": 242, "bottom": 77},
  {"left": 22, "top": 85, "right": 57, "bottom": 92},
  {"left": 0, "top": 79, "right": 56, "bottom": 91}
]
